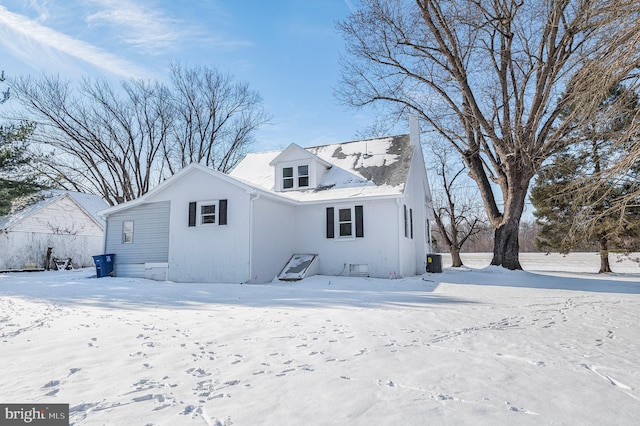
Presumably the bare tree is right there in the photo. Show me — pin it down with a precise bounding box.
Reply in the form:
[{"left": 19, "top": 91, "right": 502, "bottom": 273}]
[
  {"left": 11, "top": 76, "right": 170, "bottom": 205},
  {"left": 165, "top": 63, "right": 270, "bottom": 174},
  {"left": 430, "top": 141, "right": 487, "bottom": 266},
  {"left": 337, "top": 0, "right": 640, "bottom": 269},
  {"left": 10, "top": 65, "right": 269, "bottom": 205}
]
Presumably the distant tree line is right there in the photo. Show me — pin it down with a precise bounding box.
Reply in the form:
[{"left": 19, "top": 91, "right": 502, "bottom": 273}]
[{"left": 432, "top": 219, "right": 539, "bottom": 254}]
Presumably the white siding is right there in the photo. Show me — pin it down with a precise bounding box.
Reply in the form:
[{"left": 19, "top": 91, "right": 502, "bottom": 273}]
[
  {"left": 403, "top": 144, "right": 431, "bottom": 275},
  {"left": 251, "top": 196, "right": 297, "bottom": 282},
  {"left": 293, "top": 199, "right": 401, "bottom": 278},
  {"left": 146, "top": 168, "right": 253, "bottom": 283}
]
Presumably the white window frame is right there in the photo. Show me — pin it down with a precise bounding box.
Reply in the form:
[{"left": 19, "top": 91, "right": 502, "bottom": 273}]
[
  {"left": 327, "top": 205, "right": 364, "bottom": 240},
  {"left": 198, "top": 200, "right": 218, "bottom": 226},
  {"left": 338, "top": 207, "right": 354, "bottom": 238},
  {"left": 280, "top": 163, "right": 310, "bottom": 191},
  {"left": 297, "top": 164, "right": 309, "bottom": 187},
  {"left": 282, "top": 167, "right": 294, "bottom": 189},
  {"left": 122, "top": 220, "right": 134, "bottom": 244}
]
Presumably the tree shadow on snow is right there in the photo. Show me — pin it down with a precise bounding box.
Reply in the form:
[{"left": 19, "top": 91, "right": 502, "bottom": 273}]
[
  {"left": 437, "top": 266, "right": 640, "bottom": 295},
  {"left": 0, "top": 270, "right": 478, "bottom": 310}
]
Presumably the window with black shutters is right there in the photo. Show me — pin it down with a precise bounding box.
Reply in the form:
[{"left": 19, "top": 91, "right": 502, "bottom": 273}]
[
  {"left": 189, "top": 200, "right": 228, "bottom": 227},
  {"left": 326, "top": 205, "right": 364, "bottom": 239}
]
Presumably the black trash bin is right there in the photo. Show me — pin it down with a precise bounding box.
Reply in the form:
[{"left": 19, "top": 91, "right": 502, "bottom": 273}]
[
  {"left": 92, "top": 254, "right": 115, "bottom": 278},
  {"left": 426, "top": 253, "right": 442, "bottom": 273}
]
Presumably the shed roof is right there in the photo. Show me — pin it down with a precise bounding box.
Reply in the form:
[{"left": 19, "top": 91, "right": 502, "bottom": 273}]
[{"left": 0, "top": 190, "right": 108, "bottom": 231}]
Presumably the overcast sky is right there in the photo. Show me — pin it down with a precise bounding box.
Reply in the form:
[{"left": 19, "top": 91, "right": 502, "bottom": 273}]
[{"left": 0, "top": 0, "right": 386, "bottom": 151}]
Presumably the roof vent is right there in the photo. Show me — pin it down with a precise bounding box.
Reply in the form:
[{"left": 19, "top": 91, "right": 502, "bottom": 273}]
[{"left": 362, "top": 143, "right": 373, "bottom": 159}]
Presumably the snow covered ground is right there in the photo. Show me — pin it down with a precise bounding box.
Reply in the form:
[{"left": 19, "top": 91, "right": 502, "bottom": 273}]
[{"left": 1, "top": 253, "right": 639, "bottom": 425}]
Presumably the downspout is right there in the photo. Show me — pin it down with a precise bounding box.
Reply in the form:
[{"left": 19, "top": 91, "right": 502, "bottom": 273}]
[
  {"left": 100, "top": 214, "right": 108, "bottom": 254},
  {"left": 248, "top": 190, "right": 260, "bottom": 282}
]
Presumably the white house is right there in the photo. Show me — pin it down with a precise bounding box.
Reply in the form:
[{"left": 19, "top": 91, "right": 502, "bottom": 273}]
[
  {"left": 99, "top": 121, "right": 434, "bottom": 283},
  {"left": 0, "top": 190, "right": 108, "bottom": 271}
]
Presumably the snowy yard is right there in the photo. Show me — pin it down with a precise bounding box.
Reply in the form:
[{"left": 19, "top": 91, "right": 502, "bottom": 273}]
[{"left": 1, "top": 253, "right": 639, "bottom": 425}]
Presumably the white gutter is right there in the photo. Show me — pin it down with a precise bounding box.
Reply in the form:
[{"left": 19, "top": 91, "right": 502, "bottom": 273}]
[
  {"left": 247, "top": 190, "right": 260, "bottom": 282},
  {"left": 396, "top": 198, "right": 403, "bottom": 278}
]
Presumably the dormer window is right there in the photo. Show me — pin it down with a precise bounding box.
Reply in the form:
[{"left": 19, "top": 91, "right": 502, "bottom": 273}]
[
  {"left": 298, "top": 165, "right": 309, "bottom": 187},
  {"left": 283, "top": 167, "right": 294, "bottom": 189},
  {"left": 281, "top": 164, "right": 310, "bottom": 190},
  {"left": 268, "top": 143, "right": 332, "bottom": 192}
]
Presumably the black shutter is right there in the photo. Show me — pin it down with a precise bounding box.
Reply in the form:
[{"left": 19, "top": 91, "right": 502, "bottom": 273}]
[
  {"left": 326, "top": 207, "right": 334, "bottom": 238},
  {"left": 404, "top": 204, "right": 408, "bottom": 237},
  {"left": 188, "top": 202, "right": 197, "bottom": 227},
  {"left": 410, "top": 208, "right": 414, "bottom": 239},
  {"left": 219, "top": 199, "right": 228, "bottom": 225},
  {"left": 355, "top": 205, "right": 364, "bottom": 237}
]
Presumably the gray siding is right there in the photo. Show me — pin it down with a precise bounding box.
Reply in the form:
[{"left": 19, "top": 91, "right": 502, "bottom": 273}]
[{"left": 105, "top": 201, "right": 170, "bottom": 264}]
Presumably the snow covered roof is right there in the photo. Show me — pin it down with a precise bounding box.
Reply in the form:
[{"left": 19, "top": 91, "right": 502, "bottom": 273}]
[
  {"left": 0, "top": 190, "right": 108, "bottom": 231},
  {"left": 230, "top": 135, "right": 414, "bottom": 202},
  {"left": 99, "top": 163, "right": 295, "bottom": 217},
  {"left": 268, "top": 143, "right": 331, "bottom": 168}
]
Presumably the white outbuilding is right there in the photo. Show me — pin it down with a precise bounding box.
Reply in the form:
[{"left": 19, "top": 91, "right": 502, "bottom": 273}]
[
  {"left": 99, "top": 122, "right": 434, "bottom": 283},
  {"left": 0, "top": 190, "right": 108, "bottom": 271}
]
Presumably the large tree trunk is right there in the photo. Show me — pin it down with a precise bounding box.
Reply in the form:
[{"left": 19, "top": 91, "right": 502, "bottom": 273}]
[
  {"left": 450, "top": 247, "right": 463, "bottom": 268},
  {"left": 598, "top": 235, "right": 612, "bottom": 273},
  {"left": 491, "top": 218, "right": 522, "bottom": 270},
  {"left": 490, "top": 181, "right": 528, "bottom": 270}
]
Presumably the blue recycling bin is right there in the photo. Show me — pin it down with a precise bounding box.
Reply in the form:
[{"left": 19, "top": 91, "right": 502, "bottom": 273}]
[{"left": 92, "top": 254, "right": 115, "bottom": 278}]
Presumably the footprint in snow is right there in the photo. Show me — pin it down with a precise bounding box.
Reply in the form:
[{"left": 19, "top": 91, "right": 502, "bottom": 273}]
[{"left": 186, "top": 367, "right": 210, "bottom": 377}]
